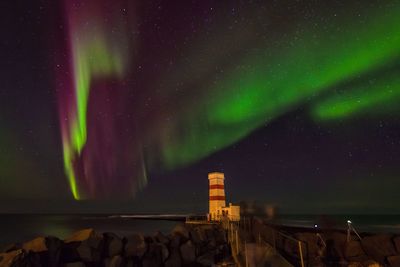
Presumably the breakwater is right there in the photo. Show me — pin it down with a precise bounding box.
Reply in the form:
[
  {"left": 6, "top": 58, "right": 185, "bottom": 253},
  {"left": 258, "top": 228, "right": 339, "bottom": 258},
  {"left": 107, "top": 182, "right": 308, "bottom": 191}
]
[
  {"left": 0, "top": 223, "right": 233, "bottom": 267},
  {"left": 251, "top": 217, "right": 400, "bottom": 267}
]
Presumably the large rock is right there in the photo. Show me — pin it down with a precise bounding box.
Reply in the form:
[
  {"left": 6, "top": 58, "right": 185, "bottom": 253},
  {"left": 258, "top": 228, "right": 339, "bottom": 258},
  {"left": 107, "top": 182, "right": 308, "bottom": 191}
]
[
  {"left": 65, "top": 229, "right": 103, "bottom": 249},
  {"left": 190, "top": 227, "right": 207, "bottom": 245},
  {"left": 325, "top": 232, "right": 351, "bottom": 261},
  {"left": 160, "top": 243, "right": 169, "bottom": 262},
  {"left": 169, "top": 234, "right": 181, "bottom": 248},
  {"left": 214, "top": 227, "right": 227, "bottom": 244},
  {"left": 180, "top": 240, "right": 196, "bottom": 264},
  {"left": 0, "top": 249, "right": 41, "bottom": 267},
  {"left": 23, "top": 237, "right": 47, "bottom": 253},
  {"left": 62, "top": 229, "right": 103, "bottom": 263},
  {"left": 204, "top": 228, "right": 216, "bottom": 242},
  {"left": 63, "top": 262, "right": 86, "bottom": 267},
  {"left": 197, "top": 251, "right": 215, "bottom": 266},
  {"left": 141, "top": 243, "right": 165, "bottom": 266},
  {"left": 125, "top": 233, "right": 147, "bottom": 258},
  {"left": 164, "top": 248, "right": 181, "bottom": 267},
  {"left": 172, "top": 224, "right": 190, "bottom": 239},
  {"left": 153, "top": 231, "right": 169, "bottom": 245},
  {"left": 348, "top": 262, "right": 363, "bottom": 267},
  {"left": 22, "top": 236, "right": 62, "bottom": 267},
  {"left": 387, "top": 255, "right": 400, "bottom": 267},
  {"left": 363, "top": 260, "right": 382, "bottom": 267},
  {"left": 0, "top": 249, "right": 24, "bottom": 267},
  {"left": 0, "top": 243, "right": 20, "bottom": 253},
  {"left": 103, "top": 232, "right": 123, "bottom": 257},
  {"left": 345, "top": 240, "right": 368, "bottom": 262},
  {"left": 104, "top": 255, "right": 124, "bottom": 267},
  {"left": 393, "top": 236, "right": 400, "bottom": 254},
  {"left": 361, "top": 234, "right": 397, "bottom": 263}
]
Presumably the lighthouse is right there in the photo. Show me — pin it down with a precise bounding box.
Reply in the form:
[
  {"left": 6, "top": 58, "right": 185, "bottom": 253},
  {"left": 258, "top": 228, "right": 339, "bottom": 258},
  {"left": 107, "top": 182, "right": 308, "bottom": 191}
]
[
  {"left": 208, "top": 172, "right": 226, "bottom": 220},
  {"left": 208, "top": 172, "right": 240, "bottom": 221}
]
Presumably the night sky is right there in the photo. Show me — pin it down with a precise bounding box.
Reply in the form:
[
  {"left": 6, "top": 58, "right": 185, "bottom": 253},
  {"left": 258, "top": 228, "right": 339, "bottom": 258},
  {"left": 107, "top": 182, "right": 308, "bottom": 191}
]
[{"left": 1, "top": 0, "right": 400, "bottom": 214}]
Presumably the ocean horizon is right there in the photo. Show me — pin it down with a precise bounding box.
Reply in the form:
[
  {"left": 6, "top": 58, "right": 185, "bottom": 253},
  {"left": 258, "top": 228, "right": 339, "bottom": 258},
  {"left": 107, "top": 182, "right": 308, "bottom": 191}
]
[{"left": 0, "top": 213, "right": 399, "bottom": 246}]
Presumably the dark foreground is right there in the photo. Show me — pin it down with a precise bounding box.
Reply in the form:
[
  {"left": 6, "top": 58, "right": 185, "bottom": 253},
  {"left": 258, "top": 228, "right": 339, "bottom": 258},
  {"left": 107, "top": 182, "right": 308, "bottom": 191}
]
[
  {"left": 253, "top": 218, "right": 400, "bottom": 267},
  {"left": 0, "top": 223, "right": 234, "bottom": 267}
]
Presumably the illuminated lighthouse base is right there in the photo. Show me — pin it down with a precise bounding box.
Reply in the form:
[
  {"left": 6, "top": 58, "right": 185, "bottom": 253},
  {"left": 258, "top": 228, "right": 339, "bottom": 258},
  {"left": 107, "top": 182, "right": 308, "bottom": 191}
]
[{"left": 208, "top": 172, "right": 240, "bottom": 221}]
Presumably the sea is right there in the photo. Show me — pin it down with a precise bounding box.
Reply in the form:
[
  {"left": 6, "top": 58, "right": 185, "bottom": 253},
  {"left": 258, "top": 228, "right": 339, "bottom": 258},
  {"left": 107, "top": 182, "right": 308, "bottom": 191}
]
[{"left": 0, "top": 214, "right": 399, "bottom": 246}]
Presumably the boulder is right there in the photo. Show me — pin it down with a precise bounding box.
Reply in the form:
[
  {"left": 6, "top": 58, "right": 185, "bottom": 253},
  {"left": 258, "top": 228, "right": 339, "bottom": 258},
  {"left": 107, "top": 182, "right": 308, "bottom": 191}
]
[
  {"left": 197, "top": 251, "right": 215, "bottom": 266},
  {"left": 164, "top": 248, "right": 181, "bottom": 267},
  {"left": 23, "top": 237, "right": 47, "bottom": 253},
  {"left": 83, "top": 244, "right": 102, "bottom": 263},
  {"left": 0, "top": 249, "right": 41, "bottom": 267},
  {"left": 142, "top": 243, "right": 164, "bottom": 266},
  {"left": 125, "top": 233, "right": 147, "bottom": 258},
  {"left": 170, "top": 234, "right": 181, "bottom": 248},
  {"left": 363, "top": 260, "right": 382, "bottom": 267},
  {"left": 205, "top": 228, "right": 215, "bottom": 242},
  {"left": 103, "top": 232, "right": 123, "bottom": 257},
  {"left": 190, "top": 227, "right": 207, "bottom": 245},
  {"left": 214, "top": 228, "right": 227, "bottom": 244},
  {"left": 172, "top": 224, "right": 190, "bottom": 239},
  {"left": 160, "top": 243, "right": 169, "bottom": 262},
  {"left": 0, "top": 249, "right": 24, "bottom": 267},
  {"left": 387, "top": 255, "right": 400, "bottom": 267},
  {"left": 393, "top": 236, "right": 400, "bottom": 254},
  {"left": 63, "top": 262, "right": 86, "bottom": 267},
  {"left": 180, "top": 240, "right": 196, "bottom": 264},
  {"left": 0, "top": 243, "right": 20, "bottom": 253},
  {"left": 361, "top": 234, "right": 397, "bottom": 263},
  {"left": 62, "top": 229, "right": 103, "bottom": 263},
  {"left": 153, "top": 231, "right": 169, "bottom": 245},
  {"left": 22, "top": 236, "right": 62, "bottom": 267},
  {"left": 104, "top": 255, "right": 124, "bottom": 267},
  {"left": 207, "top": 239, "right": 217, "bottom": 250},
  {"left": 325, "top": 232, "right": 352, "bottom": 261},
  {"left": 65, "top": 229, "right": 103, "bottom": 249},
  {"left": 344, "top": 240, "right": 368, "bottom": 262},
  {"left": 60, "top": 242, "right": 81, "bottom": 263}
]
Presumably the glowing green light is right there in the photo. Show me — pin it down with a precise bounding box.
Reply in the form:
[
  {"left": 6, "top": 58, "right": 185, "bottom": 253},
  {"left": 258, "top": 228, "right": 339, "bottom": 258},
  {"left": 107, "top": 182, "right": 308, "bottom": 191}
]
[{"left": 156, "top": 3, "right": 400, "bottom": 170}]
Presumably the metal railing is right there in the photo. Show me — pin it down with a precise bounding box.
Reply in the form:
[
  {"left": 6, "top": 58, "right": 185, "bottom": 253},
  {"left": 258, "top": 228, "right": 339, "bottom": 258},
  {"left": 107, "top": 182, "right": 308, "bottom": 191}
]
[
  {"left": 226, "top": 217, "right": 297, "bottom": 267},
  {"left": 252, "top": 218, "right": 308, "bottom": 267}
]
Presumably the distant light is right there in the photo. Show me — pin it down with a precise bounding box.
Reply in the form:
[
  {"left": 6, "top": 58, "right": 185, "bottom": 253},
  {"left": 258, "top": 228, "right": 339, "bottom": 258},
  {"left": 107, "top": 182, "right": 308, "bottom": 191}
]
[
  {"left": 347, "top": 220, "right": 352, "bottom": 224},
  {"left": 314, "top": 224, "right": 318, "bottom": 228}
]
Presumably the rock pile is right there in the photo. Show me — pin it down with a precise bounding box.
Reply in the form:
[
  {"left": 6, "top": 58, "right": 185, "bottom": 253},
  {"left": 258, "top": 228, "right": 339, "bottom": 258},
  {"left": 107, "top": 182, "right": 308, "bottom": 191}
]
[
  {"left": 252, "top": 218, "right": 400, "bottom": 267},
  {"left": 0, "top": 223, "right": 231, "bottom": 267},
  {"left": 292, "top": 232, "right": 400, "bottom": 267}
]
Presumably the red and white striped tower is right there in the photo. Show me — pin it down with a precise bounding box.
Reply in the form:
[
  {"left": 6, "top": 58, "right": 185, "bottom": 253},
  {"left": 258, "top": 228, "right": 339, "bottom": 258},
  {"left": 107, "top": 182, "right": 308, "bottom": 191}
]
[{"left": 208, "top": 172, "right": 226, "bottom": 220}]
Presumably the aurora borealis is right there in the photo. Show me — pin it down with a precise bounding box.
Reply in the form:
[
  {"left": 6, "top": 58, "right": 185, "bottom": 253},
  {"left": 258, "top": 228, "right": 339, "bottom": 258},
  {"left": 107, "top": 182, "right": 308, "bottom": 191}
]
[
  {"left": 1, "top": 0, "right": 400, "bottom": 212},
  {"left": 59, "top": 0, "right": 136, "bottom": 199}
]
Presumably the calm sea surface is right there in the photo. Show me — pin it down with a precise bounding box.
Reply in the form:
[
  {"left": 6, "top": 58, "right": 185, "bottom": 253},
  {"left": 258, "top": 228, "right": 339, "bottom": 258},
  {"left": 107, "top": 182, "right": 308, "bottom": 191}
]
[
  {"left": 0, "top": 214, "right": 399, "bottom": 246},
  {"left": 0, "top": 214, "right": 179, "bottom": 246},
  {"left": 275, "top": 214, "right": 400, "bottom": 233}
]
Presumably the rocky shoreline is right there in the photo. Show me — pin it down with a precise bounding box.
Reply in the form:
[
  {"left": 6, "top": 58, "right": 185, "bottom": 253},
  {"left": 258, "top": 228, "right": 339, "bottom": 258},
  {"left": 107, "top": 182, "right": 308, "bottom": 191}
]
[
  {"left": 253, "top": 219, "right": 400, "bottom": 267},
  {"left": 0, "top": 223, "right": 233, "bottom": 267}
]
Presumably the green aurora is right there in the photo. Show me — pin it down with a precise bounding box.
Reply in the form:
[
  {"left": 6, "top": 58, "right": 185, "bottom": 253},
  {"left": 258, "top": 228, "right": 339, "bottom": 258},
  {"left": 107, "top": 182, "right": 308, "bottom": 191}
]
[
  {"left": 61, "top": 3, "right": 131, "bottom": 199},
  {"left": 59, "top": 1, "right": 400, "bottom": 199},
  {"left": 154, "top": 2, "right": 400, "bottom": 170}
]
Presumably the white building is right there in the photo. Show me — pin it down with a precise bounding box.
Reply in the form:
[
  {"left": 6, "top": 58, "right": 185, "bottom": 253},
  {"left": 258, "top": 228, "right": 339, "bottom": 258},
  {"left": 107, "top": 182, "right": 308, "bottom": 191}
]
[{"left": 208, "top": 172, "right": 240, "bottom": 221}]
